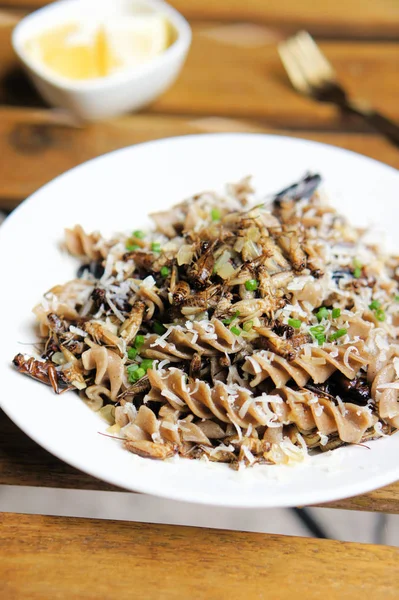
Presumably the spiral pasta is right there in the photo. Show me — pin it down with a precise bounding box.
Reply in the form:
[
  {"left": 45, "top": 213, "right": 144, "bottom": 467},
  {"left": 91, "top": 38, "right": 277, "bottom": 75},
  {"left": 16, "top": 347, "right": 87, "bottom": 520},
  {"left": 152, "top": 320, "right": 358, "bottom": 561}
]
[{"left": 13, "top": 173, "right": 399, "bottom": 468}]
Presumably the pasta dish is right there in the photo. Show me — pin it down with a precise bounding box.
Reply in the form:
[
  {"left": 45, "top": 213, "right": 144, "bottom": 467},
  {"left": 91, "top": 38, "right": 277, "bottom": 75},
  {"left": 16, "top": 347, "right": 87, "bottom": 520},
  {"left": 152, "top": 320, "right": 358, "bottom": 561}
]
[{"left": 13, "top": 174, "right": 399, "bottom": 468}]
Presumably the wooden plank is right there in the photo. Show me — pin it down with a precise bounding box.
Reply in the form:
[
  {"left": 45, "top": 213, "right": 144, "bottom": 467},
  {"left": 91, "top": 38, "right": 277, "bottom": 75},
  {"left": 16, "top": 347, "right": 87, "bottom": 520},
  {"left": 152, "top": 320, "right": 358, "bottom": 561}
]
[
  {"left": 0, "top": 16, "right": 398, "bottom": 126},
  {"left": 320, "top": 486, "right": 399, "bottom": 513},
  {"left": 1, "top": 409, "right": 399, "bottom": 513},
  {"left": 154, "top": 30, "right": 399, "bottom": 123},
  {"left": 1, "top": 0, "right": 398, "bottom": 38},
  {"left": 0, "top": 409, "right": 119, "bottom": 491},
  {"left": 1, "top": 109, "right": 399, "bottom": 208},
  {"left": 1, "top": 513, "right": 398, "bottom": 600}
]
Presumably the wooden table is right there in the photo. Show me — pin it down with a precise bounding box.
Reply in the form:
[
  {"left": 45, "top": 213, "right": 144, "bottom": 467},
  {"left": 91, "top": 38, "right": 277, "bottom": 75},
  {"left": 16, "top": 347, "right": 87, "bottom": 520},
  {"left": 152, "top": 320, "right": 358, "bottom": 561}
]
[{"left": 0, "top": 1, "right": 398, "bottom": 597}]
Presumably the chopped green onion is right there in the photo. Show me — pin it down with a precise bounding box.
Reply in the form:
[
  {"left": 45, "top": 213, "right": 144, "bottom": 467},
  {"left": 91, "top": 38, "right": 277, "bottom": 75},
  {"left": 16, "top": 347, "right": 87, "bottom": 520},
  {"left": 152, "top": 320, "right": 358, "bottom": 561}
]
[
  {"left": 288, "top": 318, "right": 302, "bottom": 329},
  {"left": 310, "top": 325, "right": 325, "bottom": 334},
  {"left": 316, "top": 307, "right": 329, "bottom": 322},
  {"left": 329, "top": 328, "right": 347, "bottom": 341},
  {"left": 352, "top": 259, "right": 362, "bottom": 279},
  {"left": 127, "top": 365, "right": 145, "bottom": 383},
  {"left": 243, "top": 320, "right": 254, "bottom": 332},
  {"left": 231, "top": 326, "right": 241, "bottom": 336},
  {"left": 134, "top": 335, "right": 145, "bottom": 349},
  {"left": 127, "top": 364, "right": 146, "bottom": 382},
  {"left": 160, "top": 266, "right": 170, "bottom": 277},
  {"left": 127, "top": 364, "right": 146, "bottom": 383},
  {"left": 395, "top": 295, "right": 399, "bottom": 302},
  {"left": 211, "top": 208, "right": 221, "bottom": 221},
  {"left": 153, "top": 322, "right": 167, "bottom": 335},
  {"left": 369, "top": 300, "right": 381, "bottom": 311},
  {"left": 141, "top": 359, "right": 154, "bottom": 372},
  {"left": 127, "top": 347, "right": 138, "bottom": 360},
  {"left": 151, "top": 242, "right": 161, "bottom": 253},
  {"left": 375, "top": 309, "right": 386, "bottom": 322},
  {"left": 222, "top": 311, "right": 240, "bottom": 325},
  {"left": 332, "top": 308, "right": 341, "bottom": 319},
  {"left": 126, "top": 244, "right": 140, "bottom": 252},
  {"left": 245, "top": 279, "right": 258, "bottom": 291},
  {"left": 310, "top": 324, "right": 325, "bottom": 345},
  {"left": 133, "top": 230, "right": 145, "bottom": 239}
]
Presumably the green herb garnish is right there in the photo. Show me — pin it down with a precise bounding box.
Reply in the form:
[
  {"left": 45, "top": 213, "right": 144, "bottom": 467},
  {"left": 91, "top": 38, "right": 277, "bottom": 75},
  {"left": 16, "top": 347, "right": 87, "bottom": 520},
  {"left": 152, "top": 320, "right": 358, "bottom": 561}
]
[
  {"left": 211, "top": 208, "right": 221, "bottom": 221},
  {"left": 310, "top": 325, "right": 325, "bottom": 345},
  {"left": 140, "top": 359, "right": 154, "bottom": 372},
  {"left": 222, "top": 311, "right": 240, "bottom": 325},
  {"left": 151, "top": 242, "right": 161, "bottom": 253},
  {"left": 310, "top": 325, "right": 325, "bottom": 334},
  {"left": 353, "top": 258, "right": 362, "bottom": 278},
  {"left": 160, "top": 266, "right": 170, "bottom": 277},
  {"left": 153, "top": 322, "right": 167, "bottom": 335},
  {"left": 126, "top": 244, "right": 140, "bottom": 252},
  {"left": 288, "top": 318, "right": 301, "bottom": 329},
  {"left": 245, "top": 279, "right": 259, "bottom": 292},
  {"left": 231, "top": 326, "right": 241, "bottom": 336},
  {"left": 369, "top": 300, "right": 381, "bottom": 310},
  {"left": 329, "top": 328, "right": 347, "bottom": 341},
  {"left": 134, "top": 335, "right": 145, "bottom": 349},
  {"left": 316, "top": 307, "right": 329, "bottom": 322},
  {"left": 127, "top": 365, "right": 146, "bottom": 382},
  {"left": 127, "top": 347, "right": 138, "bottom": 360},
  {"left": 243, "top": 320, "right": 254, "bottom": 332},
  {"left": 332, "top": 308, "right": 341, "bottom": 319},
  {"left": 133, "top": 230, "right": 145, "bottom": 239}
]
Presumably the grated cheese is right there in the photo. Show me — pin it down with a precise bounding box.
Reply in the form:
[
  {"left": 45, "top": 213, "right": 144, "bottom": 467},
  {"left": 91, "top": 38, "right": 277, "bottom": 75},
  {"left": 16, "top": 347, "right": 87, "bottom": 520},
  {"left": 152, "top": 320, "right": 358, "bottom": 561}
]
[
  {"left": 343, "top": 345, "right": 359, "bottom": 369},
  {"left": 105, "top": 292, "right": 125, "bottom": 323},
  {"left": 241, "top": 445, "right": 256, "bottom": 464},
  {"left": 246, "top": 355, "right": 262, "bottom": 374},
  {"left": 318, "top": 431, "right": 328, "bottom": 446},
  {"left": 336, "top": 395, "right": 348, "bottom": 417},
  {"left": 69, "top": 325, "right": 87, "bottom": 337}
]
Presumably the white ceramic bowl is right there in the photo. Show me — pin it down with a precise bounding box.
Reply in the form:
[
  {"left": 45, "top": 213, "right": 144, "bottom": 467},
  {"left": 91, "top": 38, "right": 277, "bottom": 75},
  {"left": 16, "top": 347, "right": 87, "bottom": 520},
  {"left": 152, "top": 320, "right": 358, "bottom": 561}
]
[{"left": 12, "top": 0, "right": 191, "bottom": 121}]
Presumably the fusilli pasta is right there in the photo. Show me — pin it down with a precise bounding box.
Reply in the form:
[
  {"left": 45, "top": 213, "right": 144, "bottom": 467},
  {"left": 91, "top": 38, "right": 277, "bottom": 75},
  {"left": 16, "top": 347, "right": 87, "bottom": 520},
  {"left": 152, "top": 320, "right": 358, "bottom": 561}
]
[{"left": 13, "top": 173, "right": 399, "bottom": 468}]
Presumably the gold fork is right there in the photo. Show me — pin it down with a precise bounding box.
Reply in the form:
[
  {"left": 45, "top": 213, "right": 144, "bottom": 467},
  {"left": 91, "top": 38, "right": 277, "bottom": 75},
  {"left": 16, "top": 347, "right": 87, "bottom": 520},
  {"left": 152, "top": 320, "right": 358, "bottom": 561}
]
[{"left": 278, "top": 31, "right": 399, "bottom": 148}]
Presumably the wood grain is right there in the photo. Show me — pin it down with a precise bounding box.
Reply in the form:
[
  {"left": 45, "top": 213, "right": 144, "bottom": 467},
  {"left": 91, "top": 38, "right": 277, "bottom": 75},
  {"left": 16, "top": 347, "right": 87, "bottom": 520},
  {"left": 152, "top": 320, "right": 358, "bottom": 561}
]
[
  {"left": 1, "top": 409, "right": 399, "bottom": 513},
  {"left": 1, "top": 109, "right": 399, "bottom": 208},
  {"left": 1, "top": 0, "right": 399, "bottom": 38},
  {"left": 153, "top": 30, "right": 399, "bottom": 125},
  {"left": 0, "top": 409, "right": 119, "bottom": 491},
  {"left": 0, "top": 17, "right": 398, "bottom": 127},
  {"left": 1, "top": 512, "right": 398, "bottom": 600}
]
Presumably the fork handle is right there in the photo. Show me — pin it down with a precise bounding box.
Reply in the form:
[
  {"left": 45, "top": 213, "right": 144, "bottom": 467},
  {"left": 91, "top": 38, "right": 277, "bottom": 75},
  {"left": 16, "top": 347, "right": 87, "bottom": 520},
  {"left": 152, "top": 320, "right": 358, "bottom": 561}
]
[{"left": 344, "top": 101, "right": 399, "bottom": 148}]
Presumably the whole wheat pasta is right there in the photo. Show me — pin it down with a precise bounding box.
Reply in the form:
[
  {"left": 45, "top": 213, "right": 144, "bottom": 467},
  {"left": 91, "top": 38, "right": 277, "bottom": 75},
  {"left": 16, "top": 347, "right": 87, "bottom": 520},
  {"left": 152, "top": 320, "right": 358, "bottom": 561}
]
[{"left": 13, "top": 173, "right": 399, "bottom": 468}]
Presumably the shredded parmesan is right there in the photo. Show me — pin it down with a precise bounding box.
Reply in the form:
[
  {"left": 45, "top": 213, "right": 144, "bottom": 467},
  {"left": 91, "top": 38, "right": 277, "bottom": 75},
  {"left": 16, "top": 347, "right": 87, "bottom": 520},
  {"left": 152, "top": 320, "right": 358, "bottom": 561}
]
[
  {"left": 336, "top": 395, "right": 348, "bottom": 417},
  {"left": 69, "top": 325, "right": 86, "bottom": 337},
  {"left": 161, "top": 388, "right": 185, "bottom": 406},
  {"left": 241, "top": 445, "right": 256, "bottom": 464},
  {"left": 105, "top": 292, "right": 125, "bottom": 323},
  {"left": 318, "top": 431, "right": 329, "bottom": 446},
  {"left": 343, "top": 345, "right": 359, "bottom": 369}
]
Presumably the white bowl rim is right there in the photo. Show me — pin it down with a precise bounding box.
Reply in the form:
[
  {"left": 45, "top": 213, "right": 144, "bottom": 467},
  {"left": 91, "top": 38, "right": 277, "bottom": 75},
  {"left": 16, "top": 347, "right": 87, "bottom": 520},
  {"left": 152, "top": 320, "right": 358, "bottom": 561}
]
[{"left": 12, "top": 0, "right": 192, "bottom": 92}]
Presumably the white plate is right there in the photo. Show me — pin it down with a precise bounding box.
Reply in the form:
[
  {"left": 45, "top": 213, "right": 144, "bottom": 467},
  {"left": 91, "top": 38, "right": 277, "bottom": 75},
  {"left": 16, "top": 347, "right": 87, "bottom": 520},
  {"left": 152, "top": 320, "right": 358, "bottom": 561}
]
[{"left": 1, "top": 133, "right": 398, "bottom": 508}]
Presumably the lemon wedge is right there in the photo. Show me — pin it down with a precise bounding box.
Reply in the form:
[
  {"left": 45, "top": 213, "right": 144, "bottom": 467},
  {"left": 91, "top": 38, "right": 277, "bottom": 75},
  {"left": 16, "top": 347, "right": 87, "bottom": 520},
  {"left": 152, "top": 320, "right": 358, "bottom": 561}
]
[
  {"left": 24, "top": 14, "right": 172, "bottom": 81},
  {"left": 104, "top": 15, "right": 171, "bottom": 74}
]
